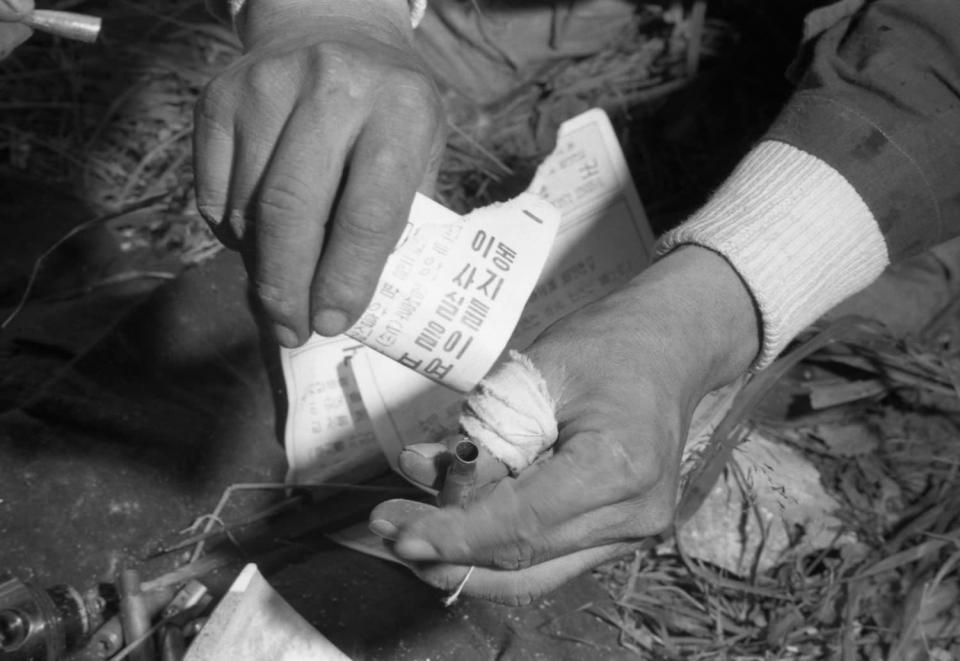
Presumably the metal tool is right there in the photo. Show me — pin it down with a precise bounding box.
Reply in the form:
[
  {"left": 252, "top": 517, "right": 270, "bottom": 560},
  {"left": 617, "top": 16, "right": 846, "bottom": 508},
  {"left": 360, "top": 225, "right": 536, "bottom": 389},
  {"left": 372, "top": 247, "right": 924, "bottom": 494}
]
[
  {"left": 20, "top": 10, "right": 102, "bottom": 43},
  {"left": 0, "top": 573, "right": 94, "bottom": 661},
  {"left": 86, "top": 615, "right": 124, "bottom": 659},
  {"left": 437, "top": 437, "right": 480, "bottom": 508}
]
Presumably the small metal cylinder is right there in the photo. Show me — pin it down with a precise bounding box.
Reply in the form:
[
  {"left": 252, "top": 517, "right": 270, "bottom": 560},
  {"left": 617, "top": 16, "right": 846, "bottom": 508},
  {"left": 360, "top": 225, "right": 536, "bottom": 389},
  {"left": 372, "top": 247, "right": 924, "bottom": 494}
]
[
  {"left": 22, "top": 10, "right": 102, "bottom": 43},
  {"left": 438, "top": 437, "right": 479, "bottom": 508}
]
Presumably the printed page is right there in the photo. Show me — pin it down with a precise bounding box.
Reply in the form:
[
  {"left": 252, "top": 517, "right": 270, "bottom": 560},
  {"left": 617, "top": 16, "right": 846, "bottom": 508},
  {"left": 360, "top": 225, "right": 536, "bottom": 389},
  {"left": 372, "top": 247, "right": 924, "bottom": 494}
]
[{"left": 353, "top": 108, "right": 658, "bottom": 467}]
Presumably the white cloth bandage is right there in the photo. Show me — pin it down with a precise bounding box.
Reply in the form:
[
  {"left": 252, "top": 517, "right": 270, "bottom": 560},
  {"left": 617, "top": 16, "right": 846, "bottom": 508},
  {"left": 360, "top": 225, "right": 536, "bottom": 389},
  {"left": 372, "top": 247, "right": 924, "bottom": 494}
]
[
  {"left": 658, "top": 140, "right": 890, "bottom": 370},
  {"left": 223, "top": 0, "right": 427, "bottom": 27},
  {"left": 459, "top": 350, "right": 558, "bottom": 475}
]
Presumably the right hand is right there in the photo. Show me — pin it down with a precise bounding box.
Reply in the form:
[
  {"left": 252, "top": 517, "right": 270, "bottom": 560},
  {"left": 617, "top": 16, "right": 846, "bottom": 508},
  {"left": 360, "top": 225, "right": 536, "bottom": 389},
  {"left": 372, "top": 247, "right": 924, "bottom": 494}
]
[
  {"left": 194, "top": 0, "right": 446, "bottom": 347},
  {"left": 0, "top": 0, "right": 34, "bottom": 60}
]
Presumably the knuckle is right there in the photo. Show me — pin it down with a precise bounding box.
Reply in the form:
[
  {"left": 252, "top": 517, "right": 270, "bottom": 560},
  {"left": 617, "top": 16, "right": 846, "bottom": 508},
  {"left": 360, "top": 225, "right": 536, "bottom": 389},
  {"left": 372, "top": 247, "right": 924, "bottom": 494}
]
[
  {"left": 491, "top": 540, "right": 538, "bottom": 571},
  {"left": 314, "top": 267, "right": 378, "bottom": 317},
  {"left": 339, "top": 201, "right": 400, "bottom": 241},
  {"left": 243, "top": 57, "right": 284, "bottom": 94},
  {"left": 258, "top": 174, "right": 313, "bottom": 223},
  {"left": 254, "top": 280, "right": 298, "bottom": 321},
  {"left": 389, "top": 70, "right": 442, "bottom": 121},
  {"left": 504, "top": 589, "right": 537, "bottom": 608},
  {"left": 195, "top": 80, "right": 232, "bottom": 127},
  {"left": 307, "top": 44, "right": 349, "bottom": 77}
]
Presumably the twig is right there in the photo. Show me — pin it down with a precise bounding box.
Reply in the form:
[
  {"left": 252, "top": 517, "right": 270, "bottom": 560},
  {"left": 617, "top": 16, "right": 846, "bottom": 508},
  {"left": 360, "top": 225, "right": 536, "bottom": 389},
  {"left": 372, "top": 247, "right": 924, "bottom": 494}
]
[
  {"left": 0, "top": 194, "right": 170, "bottom": 332},
  {"left": 147, "top": 496, "right": 304, "bottom": 558},
  {"left": 187, "top": 481, "right": 420, "bottom": 563}
]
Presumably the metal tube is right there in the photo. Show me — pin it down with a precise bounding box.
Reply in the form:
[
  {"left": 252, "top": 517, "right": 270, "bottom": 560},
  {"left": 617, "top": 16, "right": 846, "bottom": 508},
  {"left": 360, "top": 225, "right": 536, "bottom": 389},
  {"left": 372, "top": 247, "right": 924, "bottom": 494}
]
[
  {"left": 117, "top": 570, "right": 155, "bottom": 661},
  {"left": 438, "top": 438, "right": 479, "bottom": 508},
  {"left": 21, "top": 10, "right": 102, "bottom": 43}
]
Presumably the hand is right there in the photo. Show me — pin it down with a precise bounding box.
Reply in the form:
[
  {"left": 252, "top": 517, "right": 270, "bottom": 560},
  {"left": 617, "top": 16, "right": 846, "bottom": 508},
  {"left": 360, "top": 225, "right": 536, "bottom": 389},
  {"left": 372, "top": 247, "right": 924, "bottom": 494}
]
[
  {"left": 370, "top": 246, "right": 761, "bottom": 605},
  {"left": 194, "top": 0, "right": 445, "bottom": 346},
  {"left": 0, "top": 0, "right": 34, "bottom": 60}
]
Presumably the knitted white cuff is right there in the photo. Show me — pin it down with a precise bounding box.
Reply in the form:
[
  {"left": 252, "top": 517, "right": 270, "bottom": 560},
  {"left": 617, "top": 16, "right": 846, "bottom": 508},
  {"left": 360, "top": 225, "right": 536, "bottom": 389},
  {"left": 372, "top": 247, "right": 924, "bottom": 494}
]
[
  {"left": 227, "top": 0, "right": 427, "bottom": 27},
  {"left": 658, "top": 140, "right": 889, "bottom": 369}
]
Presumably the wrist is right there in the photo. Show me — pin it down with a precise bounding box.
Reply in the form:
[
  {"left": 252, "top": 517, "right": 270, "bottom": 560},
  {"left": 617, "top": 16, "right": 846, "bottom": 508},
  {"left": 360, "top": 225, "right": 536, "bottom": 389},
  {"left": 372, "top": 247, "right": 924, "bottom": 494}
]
[
  {"left": 630, "top": 246, "right": 760, "bottom": 397},
  {"left": 238, "top": 0, "right": 413, "bottom": 49}
]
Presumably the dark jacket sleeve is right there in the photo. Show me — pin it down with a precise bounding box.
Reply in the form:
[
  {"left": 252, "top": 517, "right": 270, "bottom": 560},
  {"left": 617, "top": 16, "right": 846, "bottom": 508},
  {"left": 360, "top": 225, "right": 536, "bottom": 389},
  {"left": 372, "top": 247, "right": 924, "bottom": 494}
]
[{"left": 766, "top": 0, "right": 960, "bottom": 259}]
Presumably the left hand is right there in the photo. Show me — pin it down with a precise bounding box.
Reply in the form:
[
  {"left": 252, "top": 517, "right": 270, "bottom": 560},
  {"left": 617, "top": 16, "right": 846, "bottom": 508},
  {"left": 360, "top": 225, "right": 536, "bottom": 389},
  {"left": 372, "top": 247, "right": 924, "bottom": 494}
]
[
  {"left": 0, "top": 0, "right": 34, "bottom": 60},
  {"left": 370, "top": 246, "right": 760, "bottom": 605}
]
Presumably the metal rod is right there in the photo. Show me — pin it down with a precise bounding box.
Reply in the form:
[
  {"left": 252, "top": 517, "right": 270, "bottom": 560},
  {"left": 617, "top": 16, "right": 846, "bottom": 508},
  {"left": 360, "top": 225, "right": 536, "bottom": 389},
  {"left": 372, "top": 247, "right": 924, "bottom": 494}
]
[{"left": 21, "top": 10, "right": 102, "bottom": 43}]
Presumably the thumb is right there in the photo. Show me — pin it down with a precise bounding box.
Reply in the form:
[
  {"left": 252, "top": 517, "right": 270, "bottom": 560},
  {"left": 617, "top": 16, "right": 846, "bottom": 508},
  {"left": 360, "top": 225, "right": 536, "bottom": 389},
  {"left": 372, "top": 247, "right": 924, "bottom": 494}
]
[{"left": 0, "top": 0, "right": 34, "bottom": 20}]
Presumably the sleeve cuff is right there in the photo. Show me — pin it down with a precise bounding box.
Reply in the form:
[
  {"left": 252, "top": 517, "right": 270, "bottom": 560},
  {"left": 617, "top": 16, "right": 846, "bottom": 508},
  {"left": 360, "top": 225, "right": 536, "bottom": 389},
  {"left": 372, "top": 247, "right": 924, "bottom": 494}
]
[{"left": 657, "top": 140, "right": 890, "bottom": 369}]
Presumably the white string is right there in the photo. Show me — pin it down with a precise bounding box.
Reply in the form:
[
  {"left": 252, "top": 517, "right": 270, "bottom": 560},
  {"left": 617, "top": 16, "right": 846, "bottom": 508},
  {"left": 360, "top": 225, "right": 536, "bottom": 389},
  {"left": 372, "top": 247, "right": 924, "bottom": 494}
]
[{"left": 442, "top": 566, "right": 476, "bottom": 607}]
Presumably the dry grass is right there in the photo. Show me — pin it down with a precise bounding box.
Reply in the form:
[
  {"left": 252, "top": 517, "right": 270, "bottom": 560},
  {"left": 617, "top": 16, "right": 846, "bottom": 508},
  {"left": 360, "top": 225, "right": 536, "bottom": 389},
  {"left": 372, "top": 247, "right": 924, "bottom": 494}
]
[
  {"left": 1, "top": 0, "right": 232, "bottom": 263},
  {"left": 595, "top": 320, "right": 960, "bottom": 660}
]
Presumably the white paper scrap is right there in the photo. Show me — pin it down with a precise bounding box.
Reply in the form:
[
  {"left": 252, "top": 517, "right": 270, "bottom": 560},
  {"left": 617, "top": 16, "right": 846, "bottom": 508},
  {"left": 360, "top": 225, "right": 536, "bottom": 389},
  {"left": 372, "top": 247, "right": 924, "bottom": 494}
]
[
  {"left": 353, "top": 108, "right": 657, "bottom": 467},
  {"left": 344, "top": 192, "right": 560, "bottom": 393},
  {"left": 280, "top": 336, "right": 385, "bottom": 484}
]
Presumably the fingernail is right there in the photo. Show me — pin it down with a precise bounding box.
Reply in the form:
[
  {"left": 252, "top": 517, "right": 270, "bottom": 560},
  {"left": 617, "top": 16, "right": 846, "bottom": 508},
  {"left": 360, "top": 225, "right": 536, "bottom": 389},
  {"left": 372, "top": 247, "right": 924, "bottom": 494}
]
[
  {"left": 394, "top": 537, "right": 440, "bottom": 562},
  {"left": 313, "top": 309, "right": 349, "bottom": 337},
  {"left": 196, "top": 204, "right": 221, "bottom": 227},
  {"left": 368, "top": 519, "right": 399, "bottom": 541},
  {"left": 274, "top": 324, "right": 300, "bottom": 348}
]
